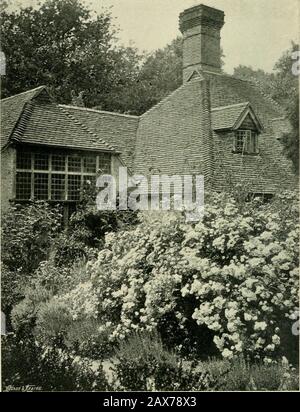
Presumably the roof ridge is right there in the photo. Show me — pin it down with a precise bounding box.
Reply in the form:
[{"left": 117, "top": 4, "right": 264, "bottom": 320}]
[
  {"left": 59, "top": 104, "right": 139, "bottom": 119},
  {"left": 58, "top": 105, "right": 117, "bottom": 153},
  {"left": 1, "top": 85, "right": 46, "bottom": 102},
  {"left": 140, "top": 78, "right": 204, "bottom": 118},
  {"left": 202, "top": 70, "right": 251, "bottom": 83},
  {"left": 211, "top": 102, "right": 250, "bottom": 111}
]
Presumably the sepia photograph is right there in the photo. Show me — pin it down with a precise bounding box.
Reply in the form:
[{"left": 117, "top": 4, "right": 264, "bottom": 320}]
[{"left": 0, "top": 0, "right": 299, "bottom": 395}]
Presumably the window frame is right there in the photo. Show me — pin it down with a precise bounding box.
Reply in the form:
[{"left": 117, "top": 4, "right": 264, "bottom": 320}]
[
  {"left": 15, "top": 148, "right": 111, "bottom": 201},
  {"left": 233, "top": 129, "right": 259, "bottom": 155}
]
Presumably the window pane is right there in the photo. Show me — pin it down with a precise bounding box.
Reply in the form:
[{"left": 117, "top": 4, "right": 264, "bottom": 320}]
[
  {"left": 235, "top": 131, "right": 245, "bottom": 152},
  {"left": 16, "top": 172, "right": 31, "bottom": 199},
  {"left": 34, "top": 153, "right": 49, "bottom": 170},
  {"left": 51, "top": 174, "right": 65, "bottom": 200},
  {"left": 16, "top": 151, "right": 31, "bottom": 169},
  {"left": 98, "top": 153, "right": 111, "bottom": 174},
  {"left": 235, "top": 130, "right": 258, "bottom": 154},
  {"left": 83, "top": 156, "right": 96, "bottom": 173},
  {"left": 68, "top": 155, "right": 81, "bottom": 172},
  {"left": 83, "top": 175, "right": 96, "bottom": 188},
  {"left": 34, "top": 173, "right": 48, "bottom": 200},
  {"left": 68, "top": 175, "right": 81, "bottom": 200},
  {"left": 52, "top": 154, "right": 66, "bottom": 171}
]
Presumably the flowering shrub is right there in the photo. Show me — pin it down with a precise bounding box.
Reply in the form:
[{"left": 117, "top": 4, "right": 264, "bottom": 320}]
[{"left": 23, "top": 192, "right": 299, "bottom": 362}]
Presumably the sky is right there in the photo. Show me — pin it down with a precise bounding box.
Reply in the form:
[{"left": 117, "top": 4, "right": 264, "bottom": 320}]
[{"left": 8, "top": 0, "right": 300, "bottom": 73}]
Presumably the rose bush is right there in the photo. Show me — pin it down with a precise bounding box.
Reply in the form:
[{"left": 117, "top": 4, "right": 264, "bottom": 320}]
[{"left": 18, "top": 192, "right": 299, "bottom": 362}]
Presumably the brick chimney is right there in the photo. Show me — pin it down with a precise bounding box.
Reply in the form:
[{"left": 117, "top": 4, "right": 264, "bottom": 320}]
[{"left": 179, "top": 4, "right": 225, "bottom": 82}]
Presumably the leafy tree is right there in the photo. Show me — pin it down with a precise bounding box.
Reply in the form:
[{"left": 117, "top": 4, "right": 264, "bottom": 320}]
[
  {"left": 233, "top": 65, "right": 276, "bottom": 98},
  {"left": 125, "top": 37, "right": 183, "bottom": 115},
  {"left": 234, "top": 43, "right": 299, "bottom": 108},
  {"left": 281, "top": 97, "right": 299, "bottom": 174},
  {"left": 271, "top": 42, "right": 299, "bottom": 109},
  {"left": 0, "top": 0, "right": 142, "bottom": 109}
]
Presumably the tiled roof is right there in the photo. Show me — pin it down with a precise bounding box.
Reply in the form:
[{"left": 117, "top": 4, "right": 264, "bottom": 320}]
[
  {"left": 60, "top": 105, "right": 139, "bottom": 169},
  {"left": 21, "top": 100, "right": 116, "bottom": 152},
  {"left": 134, "top": 79, "right": 212, "bottom": 178},
  {"left": 1, "top": 86, "right": 46, "bottom": 149},
  {"left": 211, "top": 102, "right": 250, "bottom": 130},
  {"left": 1, "top": 88, "right": 116, "bottom": 153},
  {"left": 203, "top": 71, "right": 283, "bottom": 119},
  {"left": 211, "top": 101, "right": 263, "bottom": 132}
]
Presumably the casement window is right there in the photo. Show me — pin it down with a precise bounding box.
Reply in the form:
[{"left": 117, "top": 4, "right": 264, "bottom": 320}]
[
  {"left": 234, "top": 130, "right": 258, "bottom": 154},
  {"left": 15, "top": 149, "right": 111, "bottom": 201}
]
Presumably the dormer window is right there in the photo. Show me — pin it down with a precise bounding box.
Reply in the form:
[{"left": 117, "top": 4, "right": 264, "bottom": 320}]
[
  {"left": 234, "top": 130, "right": 258, "bottom": 154},
  {"left": 211, "top": 102, "right": 263, "bottom": 156}
]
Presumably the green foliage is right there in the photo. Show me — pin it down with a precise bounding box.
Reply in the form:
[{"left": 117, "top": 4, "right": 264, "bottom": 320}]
[
  {"left": 51, "top": 192, "right": 299, "bottom": 363},
  {"left": 281, "top": 94, "right": 299, "bottom": 174},
  {"left": 1, "top": 202, "right": 62, "bottom": 317},
  {"left": 105, "top": 37, "right": 183, "bottom": 115},
  {"left": 1, "top": 201, "right": 62, "bottom": 274},
  {"left": 7, "top": 186, "right": 139, "bottom": 346},
  {"left": 233, "top": 43, "right": 299, "bottom": 110},
  {"left": 0, "top": 0, "right": 142, "bottom": 111},
  {"left": 2, "top": 333, "right": 109, "bottom": 391},
  {"left": 11, "top": 284, "right": 53, "bottom": 336},
  {"left": 111, "top": 331, "right": 215, "bottom": 391},
  {"left": 52, "top": 185, "right": 140, "bottom": 266},
  {"left": 1, "top": 264, "right": 23, "bottom": 325},
  {"left": 110, "top": 332, "right": 298, "bottom": 391},
  {"left": 272, "top": 42, "right": 299, "bottom": 109},
  {"left": 233, "top": 65, "right": 276, "bottom": 97},
  {"left": 206, "top": 357, "right": 299, "bottom": 391}
]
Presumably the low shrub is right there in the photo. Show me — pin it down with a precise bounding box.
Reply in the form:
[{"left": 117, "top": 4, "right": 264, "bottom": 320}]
[
  {"left": 1, "top": 333, "right": 109, "bottom": 392},
  {"left": 205, "top": 357, "right": 299, "bottom": 391},
  {"left": 111, "top": 331, "right": 215, "bottom": 391}
]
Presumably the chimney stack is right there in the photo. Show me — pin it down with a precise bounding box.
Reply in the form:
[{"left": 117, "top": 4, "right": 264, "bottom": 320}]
[{"left": 179, "top": 4, "right": 225, "bottom": 82}]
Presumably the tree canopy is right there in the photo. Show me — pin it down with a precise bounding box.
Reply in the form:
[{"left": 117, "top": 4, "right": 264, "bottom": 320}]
[{"left": 0, "top": 0, "right": 142, "bottom": 110}]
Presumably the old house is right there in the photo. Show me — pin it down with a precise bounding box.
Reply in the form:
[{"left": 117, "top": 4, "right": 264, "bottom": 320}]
[{"left": 1, "top": 4, "right": 296, "bottom": 214}]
